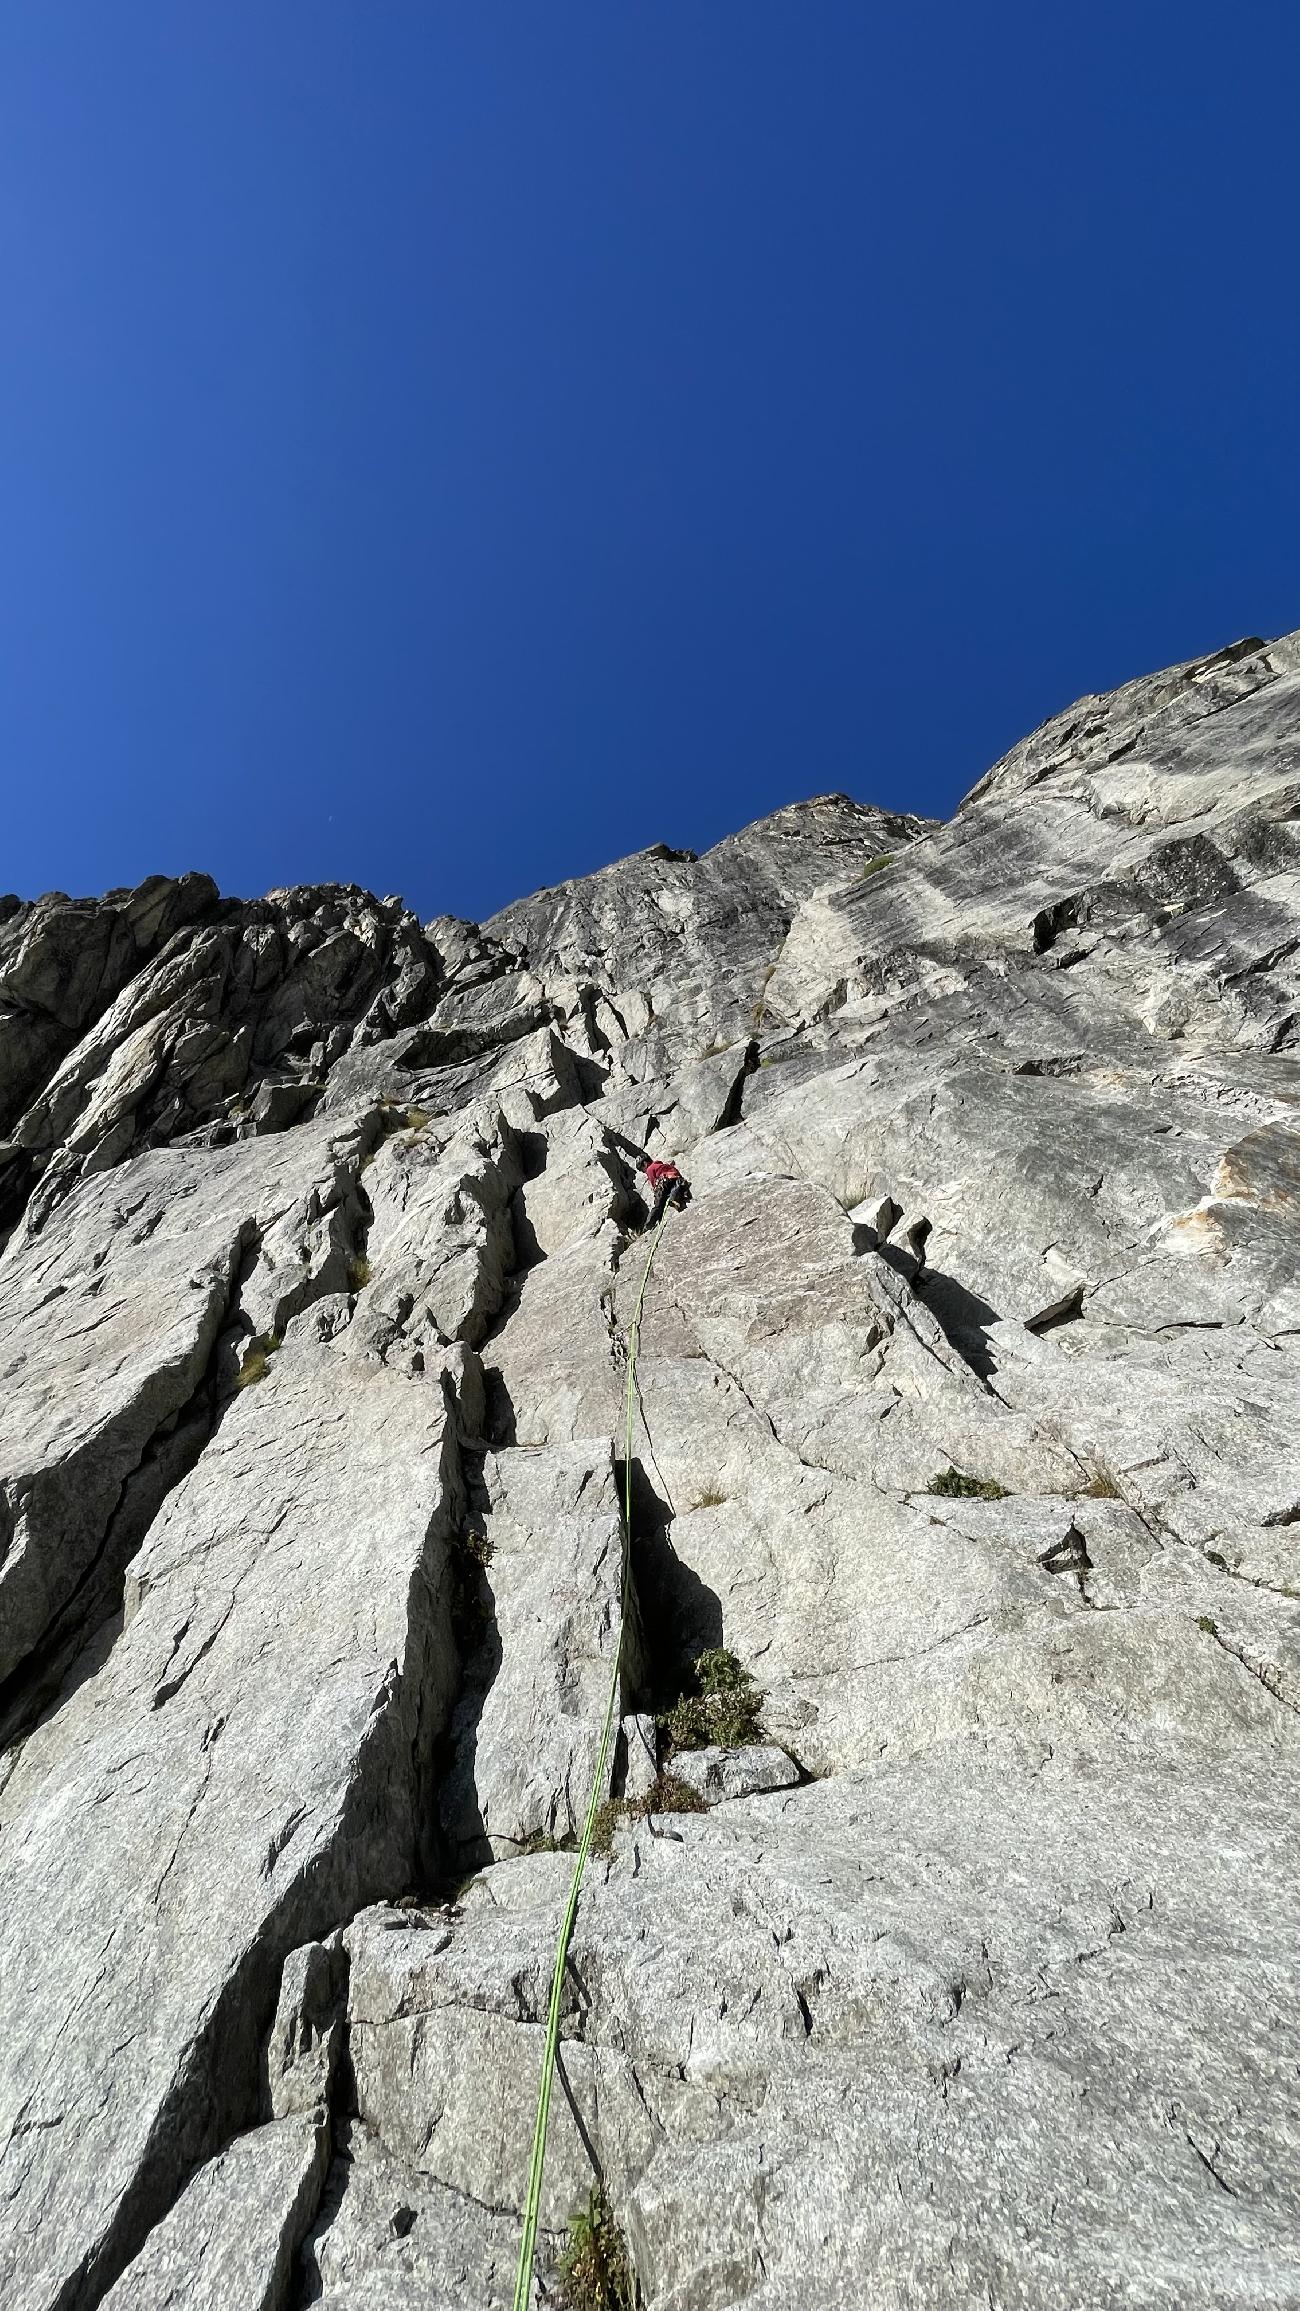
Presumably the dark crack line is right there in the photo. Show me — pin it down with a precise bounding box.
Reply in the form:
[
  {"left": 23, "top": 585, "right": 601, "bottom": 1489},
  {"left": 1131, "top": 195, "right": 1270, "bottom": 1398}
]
[
  {"left": 1203, "top": 1626, "right": 1300, "bottom": 1721},
  {"left": 151, "top": 1593, "right": 237, "bottom": 1711},
  {"left": 1185, "top": 2131, "right": 1238, "bottom": 2197},
  {"left": 152, "top": 1750, "right": 215, "bottom": 1908}
]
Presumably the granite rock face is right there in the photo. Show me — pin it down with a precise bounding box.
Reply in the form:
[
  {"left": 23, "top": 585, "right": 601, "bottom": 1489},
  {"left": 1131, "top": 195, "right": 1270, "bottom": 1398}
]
[{"left": 1, "top": 634, "right": 1299, "bottom": 2311}]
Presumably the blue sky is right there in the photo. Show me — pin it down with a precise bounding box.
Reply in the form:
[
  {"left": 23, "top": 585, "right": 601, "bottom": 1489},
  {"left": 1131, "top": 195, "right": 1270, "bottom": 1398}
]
[{"left": 2, "top": 4, "right": 1297, "bottom": 923}]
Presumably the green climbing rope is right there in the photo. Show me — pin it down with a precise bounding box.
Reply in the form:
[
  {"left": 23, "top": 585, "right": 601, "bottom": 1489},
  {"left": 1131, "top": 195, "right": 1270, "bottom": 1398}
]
[{"left": 510, "top": 1207, "right": 672, "bottom": 2311}]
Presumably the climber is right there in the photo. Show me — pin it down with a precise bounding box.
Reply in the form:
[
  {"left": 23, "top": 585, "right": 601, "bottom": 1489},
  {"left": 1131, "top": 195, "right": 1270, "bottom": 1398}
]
[{"left": 640, "top": 1155, "right": 690, "bottom": 1228}]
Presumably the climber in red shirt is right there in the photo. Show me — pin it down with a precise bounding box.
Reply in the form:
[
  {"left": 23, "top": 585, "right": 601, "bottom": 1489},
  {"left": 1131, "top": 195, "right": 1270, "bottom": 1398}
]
[{"left": 640, "top": 1156, "right": 690, "bottom": 1229}]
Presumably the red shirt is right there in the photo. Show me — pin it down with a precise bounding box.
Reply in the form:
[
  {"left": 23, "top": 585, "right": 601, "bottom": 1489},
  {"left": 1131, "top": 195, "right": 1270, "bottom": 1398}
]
[{"left": 644, "top": 1160, "right": 681, "bottom": 1187}]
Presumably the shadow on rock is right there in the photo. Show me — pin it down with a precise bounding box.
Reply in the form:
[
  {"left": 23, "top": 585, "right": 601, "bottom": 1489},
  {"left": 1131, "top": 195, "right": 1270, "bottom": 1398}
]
[
  {"left": 916, "top": 1267, "right": 1003, "bottom": 1381},
  {"left": 619, "top": 1456, "right": 724, "bottom": 1702},
  {"left": 432, "top": 1450, "right": 504, "bottom": 1877}
]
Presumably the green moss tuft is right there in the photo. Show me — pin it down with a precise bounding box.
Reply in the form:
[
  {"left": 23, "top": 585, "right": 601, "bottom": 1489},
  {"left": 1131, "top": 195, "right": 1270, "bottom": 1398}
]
[
  {"left": 646, "top": 1771, "right": 708, "bottom": 1816},
  {"left": 926, "top": 1468, "right": 1008, "bottom": 1500},
  {"left": 234, "top": 1332, "right": 283, "bottom": 1390},
  {"left": 591, "top": 1773, "right": 709, "bottom": 1857}
]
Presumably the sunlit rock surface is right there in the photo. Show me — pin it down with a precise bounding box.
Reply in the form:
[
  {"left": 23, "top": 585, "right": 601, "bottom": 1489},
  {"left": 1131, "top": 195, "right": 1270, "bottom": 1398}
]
[{"left": 2, "top": 633, "right": 1298, "bottom": 2310}]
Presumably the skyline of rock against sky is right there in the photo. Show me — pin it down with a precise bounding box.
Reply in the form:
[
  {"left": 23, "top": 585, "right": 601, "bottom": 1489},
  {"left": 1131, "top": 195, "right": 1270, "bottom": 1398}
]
[{"left": 1, "top": 628, "right": 1298, "bottom": 2308}]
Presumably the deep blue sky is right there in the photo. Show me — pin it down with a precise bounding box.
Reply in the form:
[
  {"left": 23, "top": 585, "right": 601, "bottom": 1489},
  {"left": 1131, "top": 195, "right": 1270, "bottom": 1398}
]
[{"left": 3, "top": 5, "right": 1297, "bottom": 923}]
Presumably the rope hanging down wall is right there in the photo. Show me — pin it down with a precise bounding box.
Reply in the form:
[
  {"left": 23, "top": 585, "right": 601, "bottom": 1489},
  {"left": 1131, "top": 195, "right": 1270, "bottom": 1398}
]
[{"left": 511, "top": 1207, "right": 673, "bottom": 2311}]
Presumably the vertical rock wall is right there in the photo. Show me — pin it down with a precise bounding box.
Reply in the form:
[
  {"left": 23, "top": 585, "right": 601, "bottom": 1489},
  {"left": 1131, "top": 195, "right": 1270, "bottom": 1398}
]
[{"left": 1, "top": 637, "right": 1298, "bottom": 2308}]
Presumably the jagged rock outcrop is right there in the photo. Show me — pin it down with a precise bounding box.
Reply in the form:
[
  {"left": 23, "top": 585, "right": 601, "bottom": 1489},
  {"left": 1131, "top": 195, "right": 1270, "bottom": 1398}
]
[{"left": 1, "top": 634, "right": 1298, "bottom": 2311}]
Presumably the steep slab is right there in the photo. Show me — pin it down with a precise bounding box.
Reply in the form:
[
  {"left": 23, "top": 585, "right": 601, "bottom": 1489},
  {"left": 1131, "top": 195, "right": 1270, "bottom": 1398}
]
[
  {"left": 0, "top": 1312, "right": 466, "bottom": 2311},
  {"left": 0, "top": 1116, "right": 374, "bottom": 1707}
]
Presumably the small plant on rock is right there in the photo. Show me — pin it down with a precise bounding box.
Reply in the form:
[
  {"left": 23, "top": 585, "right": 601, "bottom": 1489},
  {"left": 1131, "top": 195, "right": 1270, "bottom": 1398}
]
[
  {"left": 234, "top": 1332, "right": 282, "bottom": 1390},
  {"left": 693, "top": 1484, "right": 727, "bottom": 1510},
  {"left": 589, "top": 1799, "right": 623, "bottom": 1857},
  {"left": 557, "top": 2188, "right": 637, "bottom": 2311},
  {"left": 347, "top": 1254, "right": 372, "bottom": 1292},
  {"left": 1198, "top": 1614, "right": 1218, "bottom": 1637},
  {"left": 861, "top": 852, "right": 895, "bottom": 878},
  {"left": 644, "top": 1770, "right": 708, "bottom": 1817},
  {"left": 926, "top": 1468, "right": 1008, "bottom": 1501},
  {"left": 660, "top": 1646, "right": 763, "bottom": 1753},
  {"left": 696, "top": 1646, "right": 750, "bottom": 1694},
  {"left": 590, "top": 1774, "right": 709, "bottom": 1856}
]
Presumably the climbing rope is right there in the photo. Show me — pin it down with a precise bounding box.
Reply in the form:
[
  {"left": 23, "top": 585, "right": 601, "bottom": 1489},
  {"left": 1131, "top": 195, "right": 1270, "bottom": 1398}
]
[{"left": 511, "top": 1206, "right": 673, "bottom": 2311}]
